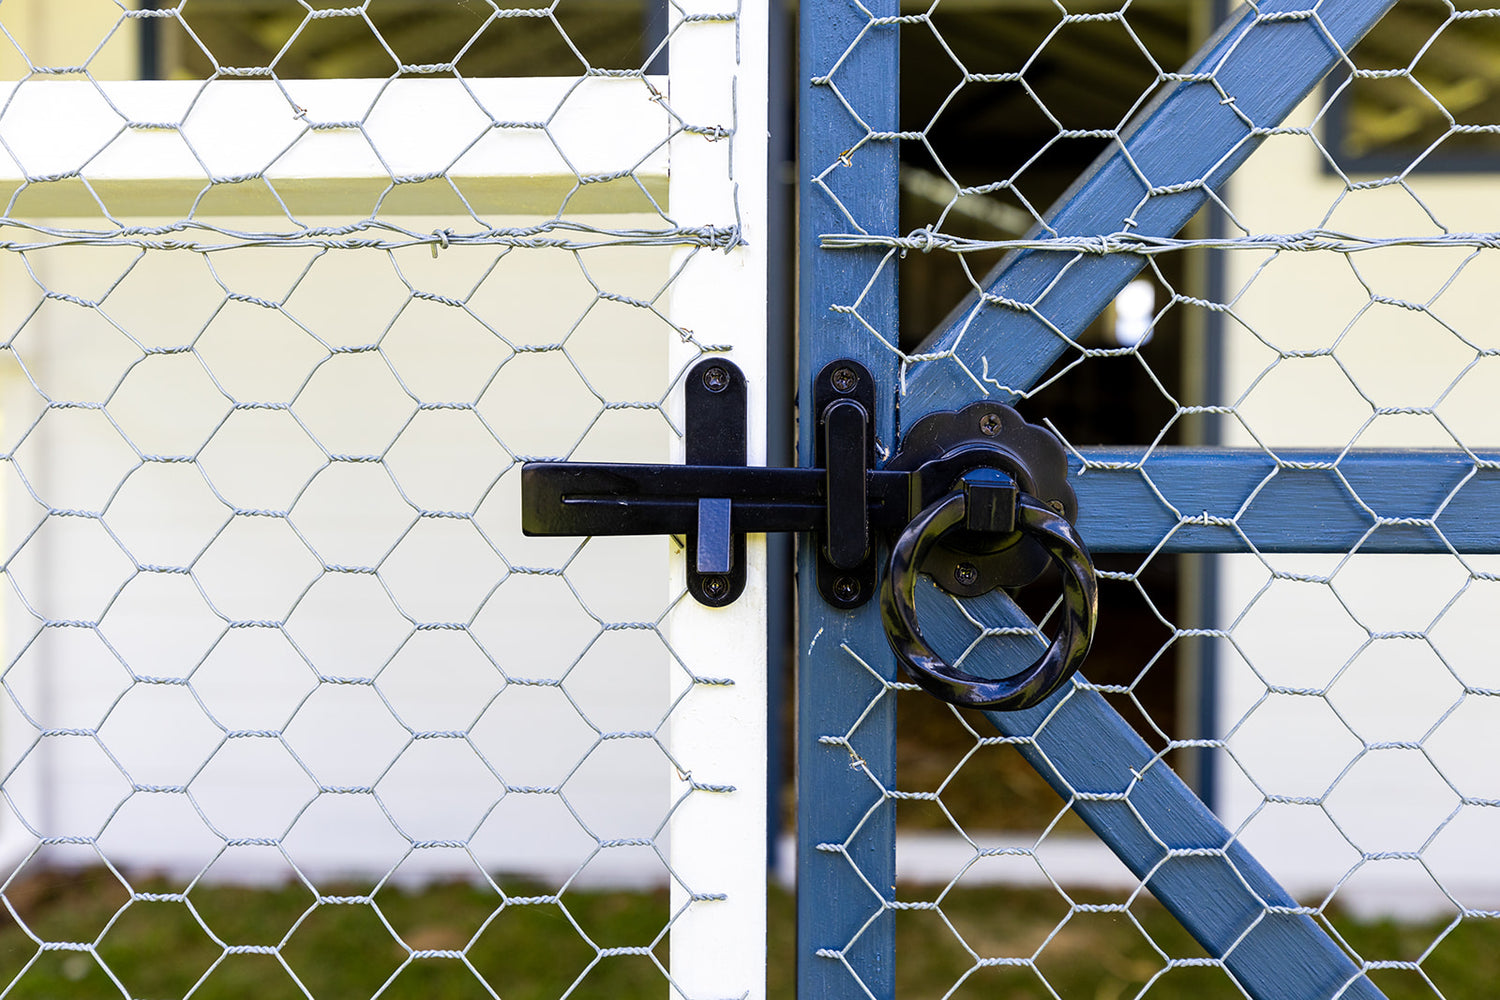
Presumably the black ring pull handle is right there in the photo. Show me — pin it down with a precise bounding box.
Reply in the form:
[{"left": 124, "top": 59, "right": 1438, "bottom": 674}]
[{"left": 880, "top": 485, "right": 1099, "bottom": 711}]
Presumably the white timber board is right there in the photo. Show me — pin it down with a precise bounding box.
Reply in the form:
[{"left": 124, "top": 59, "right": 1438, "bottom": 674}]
[{"left": 0, "top": 76, "right": 670, "bottom": 217}]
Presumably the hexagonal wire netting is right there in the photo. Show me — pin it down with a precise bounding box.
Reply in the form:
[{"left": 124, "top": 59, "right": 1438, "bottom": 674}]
[
  {"left": 0, "top": 2, "right": 759, "bottom": 997},
  {"left": 808, "top": 0, "right": 1500, "bottom": 997}
]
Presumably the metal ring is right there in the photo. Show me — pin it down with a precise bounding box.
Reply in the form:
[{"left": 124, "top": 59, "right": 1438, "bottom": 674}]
[{"left": 880, "top": 490, "right": 1098, "bottom": 711}]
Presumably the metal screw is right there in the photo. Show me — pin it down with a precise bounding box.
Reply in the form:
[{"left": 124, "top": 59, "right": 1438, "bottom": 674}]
[
  {"left": 832, "top": 576, "right": 861, "bottom": 602},
  {"left": 1048, "top": 499, "right": 1066, "bottom": 514},
  {"left": 979, "top": 413, "right": 1002, "bottom": 437},
  {"left": 702, "top": 366, "right": 731, "bottom": 393},
  {"left": 830, "top": 367, "right": 860, "bottom": 393},
  {"left": 701, "top": 574, "right": 729, "bottom": 599},
  {"left": 953, "top": 562, "right": 979, "bottom": 587}
]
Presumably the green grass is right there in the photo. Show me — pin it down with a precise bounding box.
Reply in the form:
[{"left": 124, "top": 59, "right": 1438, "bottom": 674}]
[{"left": 1, "top": 869, "right": 1494, "bottom": 998}]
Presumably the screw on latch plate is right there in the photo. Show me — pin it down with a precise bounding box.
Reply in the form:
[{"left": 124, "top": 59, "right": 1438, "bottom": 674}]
[
  {"left": 832, "top": 576, "right": 861, "bottom": 603},
  {"left": 701, "top": 365, "right": 731, "bottom": 393},
  {"left": 829, "top": 366, "right": 860, "bottom": 393}
]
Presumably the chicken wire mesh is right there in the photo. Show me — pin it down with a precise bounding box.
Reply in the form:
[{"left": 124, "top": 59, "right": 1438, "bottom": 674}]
[
  {"left": 805, "top": 0, "right": 1500, "bottom": 997},
  {"left": 0, "top": 2, "right": 758, "bottom": 997}
]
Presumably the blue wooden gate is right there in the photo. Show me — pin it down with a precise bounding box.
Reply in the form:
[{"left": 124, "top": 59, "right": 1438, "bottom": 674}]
[{"left": 795, "top": 0, "right": 1489, "bottom": 996}]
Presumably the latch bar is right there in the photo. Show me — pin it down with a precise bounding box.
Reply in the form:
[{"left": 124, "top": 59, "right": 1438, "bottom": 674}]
[
  {"left": 686, "top": 358, "right": 748, "bottom": 605},
  {"left": 522, "top": 358, "right": 893, "bottom": 606},
  {"left": 520, "top": 358, "right": 1080, "bottom": 609},
  {"left": 519, "top": 463, "right": 913, "bottom": 536}
]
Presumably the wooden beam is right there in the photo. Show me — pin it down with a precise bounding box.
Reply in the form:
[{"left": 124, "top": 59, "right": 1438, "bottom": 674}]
[
  {"left": 1070, "top": 447, "right": 1500, "bottom": 554},
  {"left": 0, "top": 77, "right": 669, "bottom": 219}
]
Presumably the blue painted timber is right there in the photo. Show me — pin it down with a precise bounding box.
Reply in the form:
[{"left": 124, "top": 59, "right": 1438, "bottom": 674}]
[
  {"left": 899, "top": 0, "right": 1400, "bottom": 409},
  {"left": 869, "top": 1, "right": 1400, "bottom": 996},
  {"left": 798, "top": 0, "right": 1405, "bottom": 996},
  {"left": 875, "top": 1, "right": 1402, "bottom": 997},
  {"left": 797, "top": 0, "right": 900, "bottom": 998},
  {"left": 910, "top": 583, "right": 1382, "bottom": 1000},
  {"left": 1071, "top": 448, "right": 1500, "bottom": 554}
]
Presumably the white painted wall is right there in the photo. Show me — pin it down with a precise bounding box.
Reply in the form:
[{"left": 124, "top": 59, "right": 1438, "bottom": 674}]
[
  {"left": 0, "top": 220, "right": 682, "bottom": 891},
  {"left": 1214, "top": 96, "right": 1500, "bottom": 919}
]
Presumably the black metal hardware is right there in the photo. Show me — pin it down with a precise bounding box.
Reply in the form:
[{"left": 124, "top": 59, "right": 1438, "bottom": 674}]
[
  {"left": 883, "top": 400, "right": 1077, "bottom": 598},
  {"left": 684, "top": 360, "right": 747, "bottom": 606},
  {"left": 880, "top": 481, "right": 1098, "bottom": 710},
  {"left": 520, "top": 359, "right": 1091, "bottom": 623},
  {"left": 812, "top": 360, "right": 878, "bottom": 608},
  {"left": 521, "top": 358, "right": 890, "bottom": 606}
]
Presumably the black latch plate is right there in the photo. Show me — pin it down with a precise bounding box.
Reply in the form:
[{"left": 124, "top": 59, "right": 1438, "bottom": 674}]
[
  {"left": 812, "top": 360, "right": 878, "bottom": 609},
  {"left": 685, "top": 359, "right": 748, "bottom": 606}
]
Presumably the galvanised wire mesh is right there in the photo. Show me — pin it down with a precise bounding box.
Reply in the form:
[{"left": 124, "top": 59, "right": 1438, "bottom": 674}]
[
  {"left": 0, "top": 2, "right": 751, "bottom": 996},
  {"left": 810, "top": 0, "right": 1500, "bottom": 996}
]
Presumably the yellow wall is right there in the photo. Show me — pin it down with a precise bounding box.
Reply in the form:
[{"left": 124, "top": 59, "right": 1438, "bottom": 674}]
[
  {"left": 0, "top": 0, "right": 139, "bottom": 80},
  {"left": 1215, "top": 96, "right": 1500, "bottom": 917}
]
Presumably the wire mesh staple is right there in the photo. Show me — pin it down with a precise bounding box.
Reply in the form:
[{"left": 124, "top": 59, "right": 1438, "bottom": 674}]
[{"left": 0, "top": 3, "right": 761, "bottom": 998}]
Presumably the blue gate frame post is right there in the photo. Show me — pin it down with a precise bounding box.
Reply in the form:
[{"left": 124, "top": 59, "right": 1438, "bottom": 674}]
[{"left": 796, "top": 0, "right": 900, "bottom": 997}]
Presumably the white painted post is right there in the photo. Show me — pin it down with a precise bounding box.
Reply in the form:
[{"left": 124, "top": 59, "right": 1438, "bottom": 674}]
[{"left": 666, "top": 1, "right": 770, "bottom": 997}]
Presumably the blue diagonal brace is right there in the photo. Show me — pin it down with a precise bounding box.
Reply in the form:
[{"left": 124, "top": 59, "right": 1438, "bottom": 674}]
[
  {"left": 913, "top": 584, "right": 1381, "bottom": 1000},
  {"left": 897, "top": 0, "right": 1398, "bottom": 411}
]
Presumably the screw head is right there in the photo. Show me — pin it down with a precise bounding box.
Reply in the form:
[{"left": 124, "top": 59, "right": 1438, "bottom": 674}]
[
  {"left": 702, "top": 366, "right": 731, "bottom": 393},
  {"left": 832, "top": 576, "right": 861, "bottom": 602},
  {"left": 1048, "top": 499, "right": 1066, "bottom": 514},
  {"left": 979, "top": 412, "right": 1002, "bottom": 437},
  {"left": 830, "top": 367, "right": 860, "bottom": 393},
  {"left": 701, "top": 574, "right": 729, "bottom": 599},
  {"left": 953, "top": 562, "right": 980, "bottom": 587}
]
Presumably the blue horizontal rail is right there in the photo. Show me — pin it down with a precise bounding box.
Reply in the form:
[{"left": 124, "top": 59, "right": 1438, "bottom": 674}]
[{"left": 1072, "top": 448, "right": 1500, "bottom": 554}]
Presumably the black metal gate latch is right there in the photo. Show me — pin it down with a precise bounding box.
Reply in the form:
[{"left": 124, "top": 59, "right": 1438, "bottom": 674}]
[{"left": 520, "top": 358, "right": 1097, "bottom": 710}]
